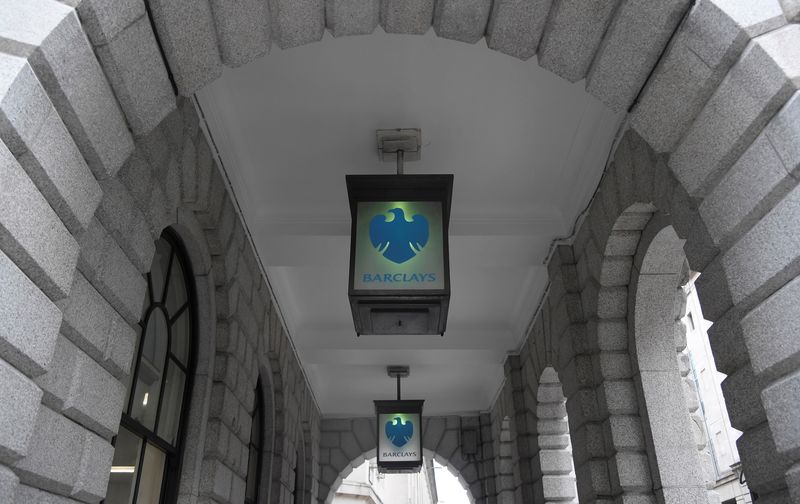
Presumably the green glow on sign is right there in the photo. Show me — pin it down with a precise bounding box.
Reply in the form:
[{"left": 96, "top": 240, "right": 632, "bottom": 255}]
[{"left": 385, "top": 413, "right": 414, "bottom": 423}]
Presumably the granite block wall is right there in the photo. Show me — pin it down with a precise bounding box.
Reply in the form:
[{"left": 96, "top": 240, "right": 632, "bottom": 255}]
[{"left": 0, "top": 0, "right": 798, "bottom": 503}]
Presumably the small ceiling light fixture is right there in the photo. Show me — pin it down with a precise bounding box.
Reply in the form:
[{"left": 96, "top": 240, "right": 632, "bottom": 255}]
[
  {"left": 110, "top": 466, "right": 136, "bottom": 474},
  {"left": 346, "top": 129, "right": 453, "bottom": 336}
]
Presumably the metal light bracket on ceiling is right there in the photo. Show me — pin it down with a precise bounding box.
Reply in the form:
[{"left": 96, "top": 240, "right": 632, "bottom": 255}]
[
  {"left": 388, "top": 365, "right": 410, "bottom": 400},
  {"left": 377, "top": 129, "right": 421, "bottom": 174}
]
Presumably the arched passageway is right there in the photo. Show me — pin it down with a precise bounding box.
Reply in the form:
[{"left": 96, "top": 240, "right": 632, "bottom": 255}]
[
  {"left": 0, "top": 2, "right": 798, "bottom": 504},
  {"left": 317, "top": 416, "right": 488, "bottom": 503},
  {"left": 331, "top": 456, "right": 471, "bottom": 504}
]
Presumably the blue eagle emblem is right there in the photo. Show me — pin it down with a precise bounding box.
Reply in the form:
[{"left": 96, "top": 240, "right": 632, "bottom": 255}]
[
  {"left": 385, "top": 416, "right": 414, "bottom": 448},
  {"left": 369, "top": 208, "right": 429, "bottom": 264}
]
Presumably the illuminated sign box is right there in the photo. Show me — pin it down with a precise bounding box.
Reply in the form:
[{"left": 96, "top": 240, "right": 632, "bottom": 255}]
[
  {"left": 374, "top": 399, "right": 424, "bottom": 472},
  {"left": 346, "top": 174, "right": 453, "bottom": 335}
]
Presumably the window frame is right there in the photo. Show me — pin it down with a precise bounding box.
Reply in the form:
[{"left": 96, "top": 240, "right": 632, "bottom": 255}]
[
  {"left": 107, "top": 230, "right": 198, "bottom": 504},
  {"left": 292, "top": 449, "right": 300, "bottom": 504},
  {"left": 245, "top": 379, "right": 265, "bottom": 504}
]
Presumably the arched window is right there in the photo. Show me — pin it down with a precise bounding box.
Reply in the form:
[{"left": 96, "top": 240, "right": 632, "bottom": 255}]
[
  {"left": 245, "top": 379, "right": 264, "bottom": 504},
  {"left": 105, "top": 232, "right": 196, "bottom": 503}
]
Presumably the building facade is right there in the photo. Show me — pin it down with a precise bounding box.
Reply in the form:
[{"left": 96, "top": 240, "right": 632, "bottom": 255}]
[
  {"left": 0, "top": 1, "right": 799, "bottom": 503},
  {"left": 683, "top": 281, "right": 752, "bottom": 503}
]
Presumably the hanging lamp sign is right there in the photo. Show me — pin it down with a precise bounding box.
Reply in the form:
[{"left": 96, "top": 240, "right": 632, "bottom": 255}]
[
  {"left": 346, "top": 174, "right": 453, "bottom": 335},
  {"left": 375, "top": 399, "right": 424, "bottom": 472}
]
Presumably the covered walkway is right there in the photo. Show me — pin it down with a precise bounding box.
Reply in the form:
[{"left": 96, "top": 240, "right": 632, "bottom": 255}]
[{"left": 0, "top": 1, "right": 798, "bottom": 503}]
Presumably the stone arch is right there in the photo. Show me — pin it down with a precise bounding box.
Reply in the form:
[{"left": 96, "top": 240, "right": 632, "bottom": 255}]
[
  {"left": 318, "top": 416, "right": 484, "bottom": 504},
  {"left": 501, "top": 267, "right": 597, "bottom": 504},
  {"left": 536, "top": 367, "right": 578, "bottom": 503},
  {"left": 592, "top": 203, "right": 661, "bottom": 502},
  {"left": 496, "top": 415, "right": 516, "bottom": 503},
  {"left": 0, "top": 10, "right": 329, "bottom": 501},
  {"left": 585, "top": 205, "right": 715, "bottom": 503},
  {"left": 566, "top": 124, "right": 798, "bottom": 502},
  {"left": 628, "top": 218, "right": 714, "bottom": 502}
]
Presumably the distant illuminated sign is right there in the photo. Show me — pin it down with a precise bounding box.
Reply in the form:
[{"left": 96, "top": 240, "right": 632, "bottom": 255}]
[
  {"left": 354, "top": 201, "right": 444, "bottom": 291},
  {"left": 375, "top": 400, "right": 424, "bottom": 472}
]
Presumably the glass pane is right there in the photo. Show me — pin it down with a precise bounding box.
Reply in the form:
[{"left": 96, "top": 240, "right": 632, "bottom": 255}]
[
  {"left": 157, "top": 362, "right": 186, "bottom": 445},
  {"left": 131, "top": 309, "right": 169, "bottom": 430},
  {"left": 251, "top": 401, "right": 261, "bottom": 447},
  {"left": 140, "top": 282, "right": 150, "bottom": 321},
  {"left": 136, "top": 443, "right": 166, "bottom": 504},
  {"left": 245, "top": 446, "right": 258, "bottom": 501},
  {"left": 124, "top": 324, "right": 143, "bottom": 412},
  {"left": 170, "top": 309, "right": 190, "bottom": 366},
  {"left": 164, "top": 256, "right": 187, "bottom": 315},
  {"left": 150, "top": 239, "right": 172, "bottom": 304},
  {"left": 105, "top": 427, "right": 142, "bottom": 504}
]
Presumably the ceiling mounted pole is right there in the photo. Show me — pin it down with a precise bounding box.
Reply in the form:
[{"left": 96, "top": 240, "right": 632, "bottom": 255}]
[{"left": 387, "top": 366, "right": 409, "bottom": 401}]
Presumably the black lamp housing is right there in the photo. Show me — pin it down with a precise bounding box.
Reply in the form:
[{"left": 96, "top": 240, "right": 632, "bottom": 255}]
[
  {"left": 346, "top": 174, "right": 453, "bottom": 336},
  {"left": 374, "top": 399, "right": 425, "bottom": 473}
]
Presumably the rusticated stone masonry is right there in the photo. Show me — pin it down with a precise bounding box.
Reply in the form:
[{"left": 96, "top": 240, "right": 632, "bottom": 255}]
[{"left": 0, "top": 0, "right": 799, "bottom": 503}]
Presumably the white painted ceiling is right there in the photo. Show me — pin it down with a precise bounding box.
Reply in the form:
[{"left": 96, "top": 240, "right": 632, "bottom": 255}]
[{"left": 196, "top": 29, "right": 623, "bottom": 417}]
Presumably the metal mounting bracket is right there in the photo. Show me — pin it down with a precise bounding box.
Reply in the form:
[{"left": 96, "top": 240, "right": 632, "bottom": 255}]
[
  {"left": 387, "top": 365, "right": 410, "bottom": 378},
  {"left": 377, "top": 129, "right": 421, "bottom": 165}
]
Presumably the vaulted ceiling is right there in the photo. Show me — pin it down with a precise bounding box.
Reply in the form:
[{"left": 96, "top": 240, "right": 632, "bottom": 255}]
[{"left": 197, "top": 30, "right": 623, "bottom": 416}]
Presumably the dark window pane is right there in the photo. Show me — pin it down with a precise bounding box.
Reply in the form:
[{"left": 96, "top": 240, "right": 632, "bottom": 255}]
[
  {"left": 131, "top": 309, "right": 169, "bottom": 430},
  {"left": 140, "top": 282, "right": 150, "bottom": 321},
  {"left": 105, "top": 427, "right": 142, "bottom": 504},
  {"left": 137, "top": 443, "right": 166, "bottom": 504},
  {"left": 251, "top": 399, "right": 261, "bottom": 447},
  {"left": 150, "top": 240, "right": 172, "bottom": 304},
  {"left": 293, "top": 451, "right": 300, "bottom": 503},
  {"left": 245, "top": 383, "right": 263, "bottom": 503},
  {"left": 165, "top": 257, "right": 187, "bottom": 315},
  {"left": 156, "top": 363, "right": 186, "bottom": 445},
  {"left": 245, "top": 446, "right": 258, "bottom": 501},
  {"left": 170, "top": 309, "right": 190, "bottom": 366}
]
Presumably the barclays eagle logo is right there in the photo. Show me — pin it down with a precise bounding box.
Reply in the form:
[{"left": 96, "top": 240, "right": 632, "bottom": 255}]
[
  {"left": 369, "top": 208, "right": 429, "bottom": 264},
  {"left": 385, "top": 416, "right": 414, "bottom": 448}
]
